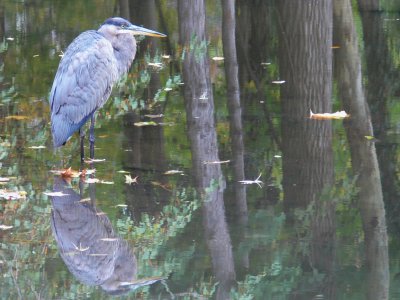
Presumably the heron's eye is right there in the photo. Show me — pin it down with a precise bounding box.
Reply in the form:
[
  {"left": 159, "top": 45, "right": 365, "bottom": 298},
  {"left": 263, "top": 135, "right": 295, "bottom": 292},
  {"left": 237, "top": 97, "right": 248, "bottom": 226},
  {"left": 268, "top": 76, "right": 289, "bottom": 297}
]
[{"left": 121, "top": 24, "right": 126, "bottom": 29}]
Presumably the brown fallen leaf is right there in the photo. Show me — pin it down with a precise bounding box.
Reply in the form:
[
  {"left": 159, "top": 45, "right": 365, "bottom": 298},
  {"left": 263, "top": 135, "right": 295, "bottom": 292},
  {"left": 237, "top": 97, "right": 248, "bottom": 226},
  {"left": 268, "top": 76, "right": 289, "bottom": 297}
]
[
  {"left": 61, "top": 167, "right": 81, "bottom": 178},
  {"left": 310, "top": 109, "right": 349, "bottom": 120}
]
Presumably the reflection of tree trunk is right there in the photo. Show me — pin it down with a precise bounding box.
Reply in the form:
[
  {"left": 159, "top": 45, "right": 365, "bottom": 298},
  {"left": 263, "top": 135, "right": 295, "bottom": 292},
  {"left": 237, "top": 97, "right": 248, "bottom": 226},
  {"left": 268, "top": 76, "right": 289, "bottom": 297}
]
[
  {"left": 278, "top": 1, "right": 336, "bottom": 298},
  {"left": 278, "top": 0, "right": 334, "bottom": 209},
  {"left": 118, "top": 0, "right": 130, "bottom": 20},
  {"left": 358, "top": 2, "right": 400, "bottom": 232},
  {"left": 129, "top": 0, "right": 160, "bottom": 57},
  {"left": 235, "top": 1, "right": 280, "bottom": 147},
  {"left": 0, "top": 4, "right": 4, "bottom": 65},
  {"left": 333, "top": 1, "right": 389, "bottom": 299},
  {"left": 222, "top": 0, "right": 247, "bottom": 224},
  {"left": 357, "top": 0, "right": 379, "bottom": 11},
  {"left": 222, "top": 0, "right": 248, "bottom": 270},
  {"left": 178, "top": 1, "right": 236, "bottom": 298}
]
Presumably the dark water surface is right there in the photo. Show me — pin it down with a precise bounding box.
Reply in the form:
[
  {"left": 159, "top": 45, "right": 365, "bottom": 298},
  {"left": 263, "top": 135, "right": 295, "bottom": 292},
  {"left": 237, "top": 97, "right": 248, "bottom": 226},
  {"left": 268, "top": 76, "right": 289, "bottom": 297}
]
[{"left": 0, "top": 0, "right": 399, "bottom": 299}]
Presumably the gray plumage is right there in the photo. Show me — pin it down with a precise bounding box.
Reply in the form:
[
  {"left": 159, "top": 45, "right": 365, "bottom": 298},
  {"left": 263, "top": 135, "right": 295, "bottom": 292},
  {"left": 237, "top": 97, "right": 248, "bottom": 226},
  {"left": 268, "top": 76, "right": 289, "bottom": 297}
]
[{"left": 49, "top": 17, "right": 165, "bottom": 157}]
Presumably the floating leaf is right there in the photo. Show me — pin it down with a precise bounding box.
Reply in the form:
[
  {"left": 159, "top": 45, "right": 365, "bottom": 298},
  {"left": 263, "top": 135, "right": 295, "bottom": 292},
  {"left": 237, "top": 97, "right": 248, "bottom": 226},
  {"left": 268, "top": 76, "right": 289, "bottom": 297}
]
[
  {"left": 99, "top": 238, "right": 118, "bottom": 242},
  {"left": 82, "top": 169, "right": 96, "bottom": 175},
  {"left": 6, "top": 37, "right": 14, "bottom": 41},
  {"left": 151, "top": 181, "right": 172, "bottom": 191},
  {"left": 239, "top": 173, "right": 263, "bottom": 188},
  {"left": 5, "top": 115, "right": 29, "bottom": 120},
  {"left": 148, "top": 62, "right": 163, "bottom": 68},
  {"left": 271, "top": 80, "right": 285, "bottom": 84},
  {"left": 162, "top": 54, "right": 170, "bottom": 59},
  {"left": 144, "top": 114, "right": 164, "bottom": 118},
  {"left": 364, "top": 135, "right": 375, "bottom": 140},
  {"left": 116, "top": 204, "right": 128, "bottom": 208},
  {"left": 212, "top": 56, "right": 224, "bottom": 61},
  {"left": 61, "top": 167, "right": 81, "bottom": 178},
  {"left": 0, "top": 177, "right": 10, "bottom": 182},
  {"left": 28, "top": 145, "right": 46, "bottom": 149},
  {"left": 33, "top": 54, "right": 39, "bottom": 58},
  {"left": 203, "top": 160, "right": 230, "bottom": 165},
  {"left": 86, "top": 178, "right": 100, "bottom": 183},
  {"left": 84, "top": 158, "right": 106, "bottom": 163},
  {"left": 164, "top": 170, "right": 184, "bottom": 175},
  {"left": 125, "top": 175, "right": 138, "bottom": 185},
  {"left": 117, "top": 170, "right": 130, "bottom": 174},
  {"left": 331, "top": 45, "right": 341, "bottom": 49},
  {"left": 72, "top": 242, "right": 89, "bottom": 252},
  {"left": 134, "top": 121, "right": 158, "bottom": 127},
  {"left": 100, "top": 180, "right": 114, "bottom": 185},
  {"left": 0, "top": 225, "right": 13, "bottom": 230},
  {"left": 43, "top": 191, "right": 69, "bottom": 197},
  {"left": 78, "top": 198, "right": 91, "bottom": 203},
  {"left": 0, "top": 190, "right": 26, "bottom": 200},
  {"left": 309, "top": 109, "right": 349, "bottom": 120},
  {"left": 119, "top": 276, "right": 164, "bottom": 287},
  {"left": 164, "top": 87, "right": 173, "bottom": 91}
]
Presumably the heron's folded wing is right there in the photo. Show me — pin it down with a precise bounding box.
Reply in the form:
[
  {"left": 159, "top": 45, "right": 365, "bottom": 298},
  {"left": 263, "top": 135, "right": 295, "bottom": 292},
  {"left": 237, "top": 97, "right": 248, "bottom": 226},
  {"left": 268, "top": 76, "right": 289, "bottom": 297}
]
[{"left": 50, "top": 30, "right": 118, "bottom": 125}]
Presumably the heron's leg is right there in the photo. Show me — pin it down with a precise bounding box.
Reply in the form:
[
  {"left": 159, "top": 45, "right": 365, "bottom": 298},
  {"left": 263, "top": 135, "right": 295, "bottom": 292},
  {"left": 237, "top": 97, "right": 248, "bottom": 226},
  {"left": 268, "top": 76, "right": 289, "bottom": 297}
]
[
  {"left": 79, "top": 128, "right": 85, "bottom": 163},
  {"left": 89, "top": 114, "right": 96, "bottom": 159}
]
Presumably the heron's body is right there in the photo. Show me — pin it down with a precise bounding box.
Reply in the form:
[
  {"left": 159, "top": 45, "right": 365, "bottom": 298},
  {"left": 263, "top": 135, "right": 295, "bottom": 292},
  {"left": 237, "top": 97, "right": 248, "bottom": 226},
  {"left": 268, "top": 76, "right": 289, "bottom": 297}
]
[{"left": 49, "top": 17, "right": 165, "bottom": 159}]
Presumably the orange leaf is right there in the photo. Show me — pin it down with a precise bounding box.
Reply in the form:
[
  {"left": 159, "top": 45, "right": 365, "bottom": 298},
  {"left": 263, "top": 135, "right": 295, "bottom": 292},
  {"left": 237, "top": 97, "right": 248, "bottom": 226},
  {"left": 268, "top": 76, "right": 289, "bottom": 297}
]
[{"left": 60, "top": 167, "right": 81, "bottom": 178}]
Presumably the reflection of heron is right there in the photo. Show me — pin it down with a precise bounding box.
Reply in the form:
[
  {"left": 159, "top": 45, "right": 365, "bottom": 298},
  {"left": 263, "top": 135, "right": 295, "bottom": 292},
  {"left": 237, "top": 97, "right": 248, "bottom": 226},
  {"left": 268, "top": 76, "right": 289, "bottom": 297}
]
[
  {"left": 50, "top": 177, "right": 162, "bottom": 295},
  {"left": 49, "top": 17, "right": 165, "bottom": 160}
]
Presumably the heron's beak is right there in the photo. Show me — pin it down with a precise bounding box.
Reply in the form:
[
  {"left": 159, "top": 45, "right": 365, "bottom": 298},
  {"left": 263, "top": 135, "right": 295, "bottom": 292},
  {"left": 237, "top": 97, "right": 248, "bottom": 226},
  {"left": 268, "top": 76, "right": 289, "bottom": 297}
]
[{"left": 129, "top": 25, "right": 166, "bottom": 38}]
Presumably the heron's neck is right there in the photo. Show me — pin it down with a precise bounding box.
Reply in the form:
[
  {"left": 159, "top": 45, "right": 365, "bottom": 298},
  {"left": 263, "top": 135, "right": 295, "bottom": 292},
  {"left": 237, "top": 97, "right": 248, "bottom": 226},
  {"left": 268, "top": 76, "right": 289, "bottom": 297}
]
[{"left": 101, "top": 31, "right": 137, "bottom": 77}]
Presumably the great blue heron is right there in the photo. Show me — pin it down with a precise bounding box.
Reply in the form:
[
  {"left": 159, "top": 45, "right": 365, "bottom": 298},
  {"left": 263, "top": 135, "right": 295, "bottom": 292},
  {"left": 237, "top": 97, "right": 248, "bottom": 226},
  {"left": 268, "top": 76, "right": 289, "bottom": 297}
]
[{"left": 49, "top": 17, "right": 166, "bottom": 161}]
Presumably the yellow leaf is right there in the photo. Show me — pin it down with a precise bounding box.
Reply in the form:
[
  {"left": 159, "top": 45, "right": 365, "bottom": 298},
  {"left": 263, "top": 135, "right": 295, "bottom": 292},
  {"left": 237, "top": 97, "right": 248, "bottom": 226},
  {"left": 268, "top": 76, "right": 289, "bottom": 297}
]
[{"left": 5, "top": 115, "right": 29, "bottom": 121}]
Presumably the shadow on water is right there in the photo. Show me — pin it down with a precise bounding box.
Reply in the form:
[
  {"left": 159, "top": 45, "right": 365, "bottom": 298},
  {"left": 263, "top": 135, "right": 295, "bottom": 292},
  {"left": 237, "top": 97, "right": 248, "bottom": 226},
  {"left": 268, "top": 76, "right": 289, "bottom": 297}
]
[{"left": 50, "top": 177, "right": 163, "bottom": 296}]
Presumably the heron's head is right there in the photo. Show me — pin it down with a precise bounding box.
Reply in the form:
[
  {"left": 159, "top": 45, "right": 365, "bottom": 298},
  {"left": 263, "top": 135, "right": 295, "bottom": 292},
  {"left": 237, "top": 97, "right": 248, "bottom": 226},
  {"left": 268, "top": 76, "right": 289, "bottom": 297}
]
[{"left": 99, "top": 17, "right": 166, "bottom": 38}]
